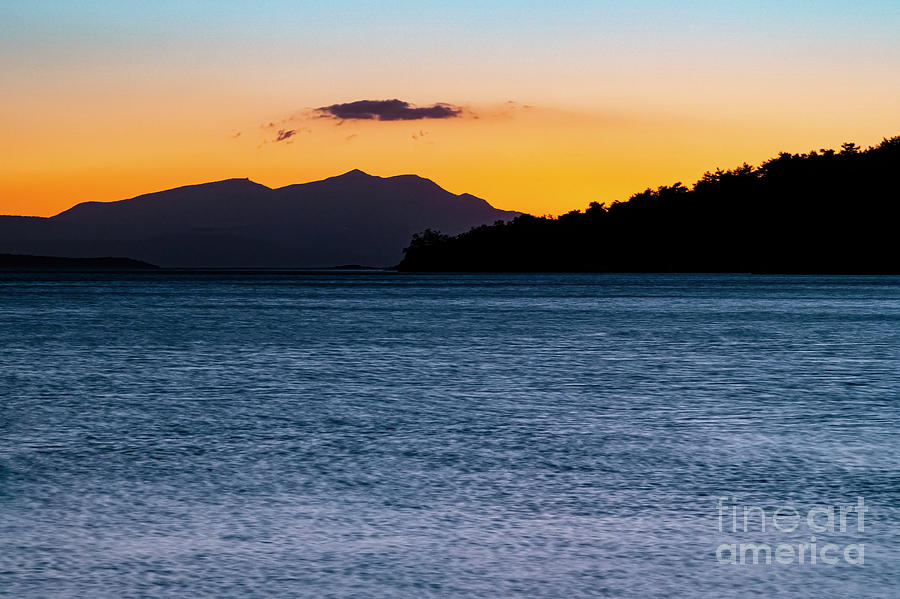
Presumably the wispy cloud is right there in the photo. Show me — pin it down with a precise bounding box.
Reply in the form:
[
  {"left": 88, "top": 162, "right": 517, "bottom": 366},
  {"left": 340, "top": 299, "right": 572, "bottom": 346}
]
[
  {"left": 249, "top": 99, "right": 530, "bottom": 148},
  {"left": 275, "top": 129, "right": 296, "bottom": 142},
  {"left": 316, "top": 99, "right": 463, "bottom": 121}
]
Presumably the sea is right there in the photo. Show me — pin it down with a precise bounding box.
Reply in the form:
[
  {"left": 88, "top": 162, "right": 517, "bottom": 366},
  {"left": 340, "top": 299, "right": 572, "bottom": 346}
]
[{"left": 1, "top": 272, "right": 898, "bottom": 598}]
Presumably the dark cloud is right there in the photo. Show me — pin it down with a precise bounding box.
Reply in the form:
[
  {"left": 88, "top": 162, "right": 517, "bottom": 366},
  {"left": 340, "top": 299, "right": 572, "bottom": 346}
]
[
  {"left": 316, "top": 99, "right": 462, "bottom": 121},
  {"left": 275, "top": 129, "right": 296, "bottom": 142}
]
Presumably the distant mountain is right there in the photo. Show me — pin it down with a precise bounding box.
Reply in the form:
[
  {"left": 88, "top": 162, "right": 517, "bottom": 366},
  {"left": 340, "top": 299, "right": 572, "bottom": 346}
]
[
  {"left": 0, "top": 253, "right": 157, "bottom": 270},
  {"left": 0, "top": 170, "right": 519, "bottom": 267},
  {"left": 399, "top": 137, "right": 900, "bottom": 273}
]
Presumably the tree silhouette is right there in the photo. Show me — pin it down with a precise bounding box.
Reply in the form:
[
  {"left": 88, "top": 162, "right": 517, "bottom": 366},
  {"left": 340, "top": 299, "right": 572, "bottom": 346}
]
[{"left": 398, "top": 137, "right": 900, "bottom": 273}]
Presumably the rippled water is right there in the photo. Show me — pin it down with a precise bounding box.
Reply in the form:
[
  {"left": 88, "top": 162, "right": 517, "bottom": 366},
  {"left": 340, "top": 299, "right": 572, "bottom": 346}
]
[{"left": 1, "top": 272, "right": 898, "bottom": 598}]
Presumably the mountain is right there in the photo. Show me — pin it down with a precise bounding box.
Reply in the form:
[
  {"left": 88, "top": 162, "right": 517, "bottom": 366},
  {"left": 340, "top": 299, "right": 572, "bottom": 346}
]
[
  {"left": 0, "top": 170, "right": 518, "bottom": 267},
  {"left": 398, "top": 137, "right": 900, "bottom": 273},
  {"left": 0, "top": 253, "right": 158, "bottom": 270}
]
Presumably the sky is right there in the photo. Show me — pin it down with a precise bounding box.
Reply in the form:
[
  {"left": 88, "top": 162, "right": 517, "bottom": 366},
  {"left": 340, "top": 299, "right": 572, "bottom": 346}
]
[{"left": 2, "top": 0, "right": 899, "bottom": 217}]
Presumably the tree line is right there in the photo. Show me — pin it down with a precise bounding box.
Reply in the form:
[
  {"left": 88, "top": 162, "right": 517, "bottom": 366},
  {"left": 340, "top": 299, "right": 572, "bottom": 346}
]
[{"left": 398, "top": 137, "right": 900, "bottom": 273}]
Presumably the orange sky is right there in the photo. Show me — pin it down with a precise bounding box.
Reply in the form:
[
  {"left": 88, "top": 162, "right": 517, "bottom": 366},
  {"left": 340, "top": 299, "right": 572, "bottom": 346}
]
[{"left": 2, "top": 2, "right": 899, "bottom": 217}]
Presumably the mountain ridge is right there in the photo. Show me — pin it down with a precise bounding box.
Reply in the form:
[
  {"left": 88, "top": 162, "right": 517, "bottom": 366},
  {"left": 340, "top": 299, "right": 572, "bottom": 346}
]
[
  {"left": 0, "top": 253, "right": 158, "bottom": 270},
  {"left": 0, "top": 170, "right": 519, "bottom": 267}
]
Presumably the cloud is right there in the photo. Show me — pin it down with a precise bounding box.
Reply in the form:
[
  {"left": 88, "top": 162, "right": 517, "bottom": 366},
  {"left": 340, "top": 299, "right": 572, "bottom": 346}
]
[
  {"left": 316, "top": 99, "right": 462, "bottom": 121},
  {"left": 275, "top": 129, "right": 296, "bottom": 142}
]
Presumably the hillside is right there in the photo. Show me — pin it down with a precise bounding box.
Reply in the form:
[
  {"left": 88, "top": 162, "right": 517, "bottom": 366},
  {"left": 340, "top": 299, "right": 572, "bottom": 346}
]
[
  {"left": 398, "top": 137, "right": 900, "bottom": 273},
  {"left": 0, "top": 170, "right": 518, "bottom": 268},
  {"left": 0, "top": 253, "right": 158, "bottom": 270}
]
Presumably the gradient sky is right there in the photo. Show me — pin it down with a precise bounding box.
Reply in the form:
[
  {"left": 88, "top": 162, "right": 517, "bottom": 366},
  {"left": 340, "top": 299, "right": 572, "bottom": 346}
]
[{"left": 2, "top": 0, "right": 899, "bottom": 216}]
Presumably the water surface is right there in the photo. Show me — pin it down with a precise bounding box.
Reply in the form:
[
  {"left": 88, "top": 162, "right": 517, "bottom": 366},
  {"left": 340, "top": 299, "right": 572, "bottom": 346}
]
[{"left": 1, "top": 273, "right": 898, "bottom": 597}]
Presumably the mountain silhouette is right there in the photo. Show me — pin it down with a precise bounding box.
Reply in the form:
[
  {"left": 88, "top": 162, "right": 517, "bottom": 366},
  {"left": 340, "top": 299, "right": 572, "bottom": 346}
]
[
  {"left": 0, "top": 253, "right": 158, "bottom": 270},
  {"left": 0, "top": 171, "right": 518, "bottom": 267}
]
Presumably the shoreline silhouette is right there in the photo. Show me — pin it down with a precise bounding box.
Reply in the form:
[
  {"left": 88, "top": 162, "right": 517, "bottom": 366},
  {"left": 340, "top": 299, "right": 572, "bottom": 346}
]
[
  {"left": 2, "top": 138, "right": 897, "bottom": 274},
  {"left": 398, "top": 137, "right": 900, "bottom": 274},
  {"left": 0, "top": 253, "right": 158, "bottom": 270}
]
